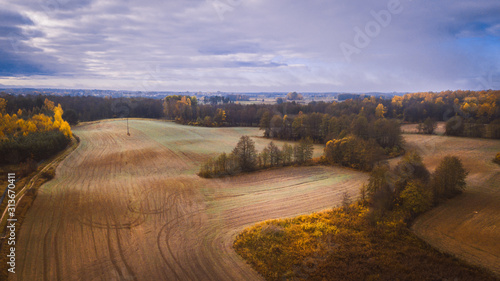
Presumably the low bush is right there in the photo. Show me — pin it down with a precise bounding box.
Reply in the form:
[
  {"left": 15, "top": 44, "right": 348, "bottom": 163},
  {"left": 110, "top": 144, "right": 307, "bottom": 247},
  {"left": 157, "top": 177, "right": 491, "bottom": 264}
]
[
  {"left": 494, "top": 152, "right": 500, "bottom": 165},
  {"left": 41, "top": 167, "right": 56, "bottom": 179}
]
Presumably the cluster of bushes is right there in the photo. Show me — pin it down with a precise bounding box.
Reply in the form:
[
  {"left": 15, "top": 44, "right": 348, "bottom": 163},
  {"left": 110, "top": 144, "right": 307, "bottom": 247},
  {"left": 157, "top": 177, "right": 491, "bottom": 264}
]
[
  {"left": 198, "top": 136, "right": 314, "bottom": 178},
  {"left": 363, "top": 152, "right": 468, "bottom": 221},
  {"left": 41, "top": 167, "right": 56, "bottom": 180},
  {"left": 494, "top": 153, "right": 500, "bottom": 165}
]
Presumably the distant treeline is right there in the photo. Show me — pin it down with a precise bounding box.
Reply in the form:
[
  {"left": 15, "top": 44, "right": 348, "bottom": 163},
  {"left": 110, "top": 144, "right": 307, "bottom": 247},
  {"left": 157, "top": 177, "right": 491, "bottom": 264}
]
[
  {"left": 2, "top": 90, "right": 498, "bottom": 139},
  {"left": 202, "top": 94, "right": 250, "bottom": 105},
  {"left": 394, "top": 90, "right": 500, "bottom": 138},
  {"left": 163, "top": 90, "right": 500, "bottom": 140},
  {"left": 163, "top": 95, "right": 264, "bottom": 127},
  {"left": 0, "top": 93, "right": 163, "bottom": 124}
]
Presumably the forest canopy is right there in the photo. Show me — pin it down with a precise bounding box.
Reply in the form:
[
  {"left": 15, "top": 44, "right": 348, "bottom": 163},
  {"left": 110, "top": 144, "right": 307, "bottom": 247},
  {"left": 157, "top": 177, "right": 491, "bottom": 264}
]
[{"left": 0, "top": 97, "right": 73, "bottom": 165}]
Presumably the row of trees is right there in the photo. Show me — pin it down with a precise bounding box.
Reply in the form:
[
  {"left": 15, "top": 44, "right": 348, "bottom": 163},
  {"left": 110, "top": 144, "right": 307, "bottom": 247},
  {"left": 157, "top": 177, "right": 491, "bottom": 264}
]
[
  {"left": 198, "top": 136, "right": 314, "bottom": 178},
  {"left": 363, "top": 152, "right": 468, "bottom": 221},
  {"left": 163, "top": 95, "right": 265, "bottom": 126},
  {"left": 412, "top": 115, "right": 500, "bottom": 139},
  {"left": 259, "top": 112, "right": 403, "bottom": 147},
  {"left": 445, "top": 116, "right": 500, "bottom": 138}
]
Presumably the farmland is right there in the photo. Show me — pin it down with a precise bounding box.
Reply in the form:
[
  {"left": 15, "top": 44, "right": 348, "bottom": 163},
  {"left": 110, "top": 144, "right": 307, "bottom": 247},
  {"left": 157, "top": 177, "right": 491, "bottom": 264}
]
[
  {"left": 10, "top": 119, "right": 367, "bottom": 281},
  {"left": 403, "top": 134, "right": 500, "bottom": 276},
  {"left": 7, "top": 119, "right": 500, "bottom": 280}
]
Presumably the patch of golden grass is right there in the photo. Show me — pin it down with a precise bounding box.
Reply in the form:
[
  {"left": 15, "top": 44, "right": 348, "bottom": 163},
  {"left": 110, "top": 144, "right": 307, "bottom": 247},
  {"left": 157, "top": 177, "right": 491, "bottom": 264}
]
[{"left": 234, "top": 203, "right": 498, "bottom": 281}]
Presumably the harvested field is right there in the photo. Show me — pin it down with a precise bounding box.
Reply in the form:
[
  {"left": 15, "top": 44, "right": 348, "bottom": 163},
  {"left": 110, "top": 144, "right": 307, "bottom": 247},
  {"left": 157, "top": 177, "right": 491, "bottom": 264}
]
[
  {"left": 400, "top": 134, "right": 500, "bottom": 276},
  {"left": 11, "top": 119, "right": 366, "bottom": 281}
]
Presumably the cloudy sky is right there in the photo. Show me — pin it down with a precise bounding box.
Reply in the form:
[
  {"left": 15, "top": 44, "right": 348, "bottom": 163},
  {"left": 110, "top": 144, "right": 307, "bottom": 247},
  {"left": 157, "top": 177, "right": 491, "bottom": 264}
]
[{"left": 1, "top": 0, "right": 499, "bottom": 92}]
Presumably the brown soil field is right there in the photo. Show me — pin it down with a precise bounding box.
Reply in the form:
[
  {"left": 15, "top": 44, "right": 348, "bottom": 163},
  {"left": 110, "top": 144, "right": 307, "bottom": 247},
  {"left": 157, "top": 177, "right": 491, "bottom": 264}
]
[
  {"left": 10, "top": 119, "right": 367, "bottom": 281},
  {"left": 397, "top": 134, "right": 500, "bottom": 276}
]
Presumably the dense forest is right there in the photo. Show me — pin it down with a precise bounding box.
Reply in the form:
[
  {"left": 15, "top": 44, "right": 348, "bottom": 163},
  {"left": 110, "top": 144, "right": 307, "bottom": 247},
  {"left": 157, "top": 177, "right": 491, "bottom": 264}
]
[
  {"left": 0, "top": 97, "right": 73, "bottom": 165},
  {"left": 0, "top": 92, "right": 163, "bottom": 124}
]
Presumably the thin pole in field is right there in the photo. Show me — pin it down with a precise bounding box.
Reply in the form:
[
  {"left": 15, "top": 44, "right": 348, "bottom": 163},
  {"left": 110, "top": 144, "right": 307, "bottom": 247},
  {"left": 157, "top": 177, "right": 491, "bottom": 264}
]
[{"left": 127, "top": 118, "right": 130, "bottom": 136}]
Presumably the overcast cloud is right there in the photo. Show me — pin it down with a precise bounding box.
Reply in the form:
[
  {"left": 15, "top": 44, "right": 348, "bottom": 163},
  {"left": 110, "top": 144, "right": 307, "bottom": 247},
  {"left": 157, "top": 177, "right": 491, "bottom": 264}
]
[{"left": 0, "top": 0, "right": 499, "bottom": 92}]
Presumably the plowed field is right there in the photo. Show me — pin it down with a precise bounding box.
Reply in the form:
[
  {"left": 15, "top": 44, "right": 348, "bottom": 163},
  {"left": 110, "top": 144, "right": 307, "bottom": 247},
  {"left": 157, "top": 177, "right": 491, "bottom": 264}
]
[{"left": 11, "top": 120, "right": 367, "bottom": 281}]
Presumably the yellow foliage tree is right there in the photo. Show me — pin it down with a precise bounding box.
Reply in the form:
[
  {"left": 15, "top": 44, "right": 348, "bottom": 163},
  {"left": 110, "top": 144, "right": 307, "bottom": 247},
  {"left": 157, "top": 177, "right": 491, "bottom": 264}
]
[
  {"left": 25, "top": 120, "right": 37, "bottom": 136},
  {"left": 0, "top": 99, "right": 73, "bottom": 139},
  {"left": 391, "top": 96, "right": 403, "bottom": 107},
  {"left": 59, "top": 121, "right": 72, "bottom": 138},
  {"left": 0, "top": 98, "right": 6, "bottom": 113},
  {"left": 44, "top": 98, "right": 55, "bottom": 111},
  {"left": 214, "top": 108, "right": 227, "bottom": 124},
  {"left": 375, "top": 104, "right": 386, "bottom": 119}
]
